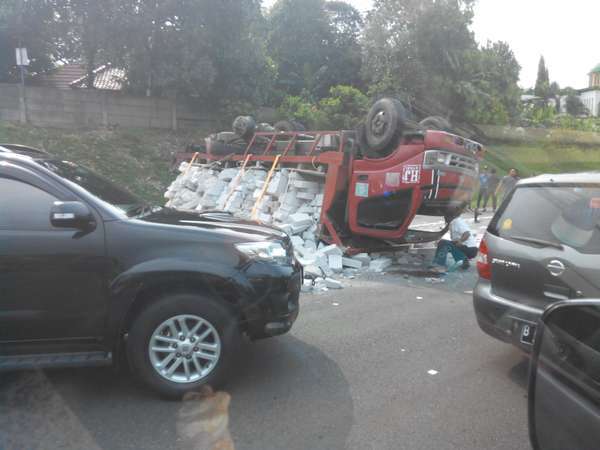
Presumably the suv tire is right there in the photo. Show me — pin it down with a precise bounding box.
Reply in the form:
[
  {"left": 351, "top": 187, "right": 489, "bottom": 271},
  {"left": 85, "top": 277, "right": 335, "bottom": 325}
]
[{"left": 127, "top": 293, "right": 239, "bottom": 399}]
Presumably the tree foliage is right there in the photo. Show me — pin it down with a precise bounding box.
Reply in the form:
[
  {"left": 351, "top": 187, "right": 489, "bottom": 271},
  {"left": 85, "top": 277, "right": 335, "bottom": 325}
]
[
  {"left": 267, "top": 0, "right": 363, "bottom": 99},
  {"left": 0, "top": 0, "right": 524, "bottom": 125},
  {"left": 278, "top": 84, "right": 368, "bottom": 129},
  {"left": 362, "top": 0, "right": 521, "bottom": 124},
  {"left": 534, "top": 55, "right": 550, "bottom": 99},
  {"left": 0, "top": 0, "right": 62, "bottom": 82},
  {"left": 566, "top": 94, "right": 588, "bottom": 116}
]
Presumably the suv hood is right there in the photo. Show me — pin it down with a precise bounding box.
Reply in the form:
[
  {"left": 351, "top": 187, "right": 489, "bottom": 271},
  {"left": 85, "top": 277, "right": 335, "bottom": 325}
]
[{"left": 138, "top": 207, "right": 289, "bottom": 241}]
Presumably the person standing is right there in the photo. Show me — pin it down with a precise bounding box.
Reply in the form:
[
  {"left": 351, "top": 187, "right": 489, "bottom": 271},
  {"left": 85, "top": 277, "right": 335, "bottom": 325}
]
[
  {"left": 496, "top": 168, "right": 520, "bottom": 202},
  {"left": 432, "top": 207, "right": 478, "bottom": 272},
  {"left": 476, "top": 166, "right": 489, "bottom": 212},
  {"left": 484, "top": 168, "right": 500, "bottom": 212}
]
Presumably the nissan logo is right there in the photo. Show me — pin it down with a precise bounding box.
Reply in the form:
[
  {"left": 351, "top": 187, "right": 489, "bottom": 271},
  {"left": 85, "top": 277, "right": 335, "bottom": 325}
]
[{"left": 547, "top": 260, "right": 566, "bottom": 277}]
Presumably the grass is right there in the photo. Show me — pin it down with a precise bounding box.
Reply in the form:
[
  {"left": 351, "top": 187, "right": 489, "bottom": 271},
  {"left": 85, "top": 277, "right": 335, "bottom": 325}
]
[
  {"left": 475, "top": 125, "right": 600, "bottom": 178},
  {"left": 0, "top": 122, "right": 210, "bottom": 203},
  {"left": 483, "top": 143, "right": 600, "bottom": 178}
]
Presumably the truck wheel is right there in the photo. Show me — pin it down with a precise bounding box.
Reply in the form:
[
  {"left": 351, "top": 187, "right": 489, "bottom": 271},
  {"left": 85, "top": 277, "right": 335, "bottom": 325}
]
[
  {"left": 365, "top": 98, "right": 407, "bottom": 156},
  {"left": 419, "top": 116, "right": 452, "bottom": 131},
  {"left": 127, "top": 293, "right": 239, "bottom": 399},
  {"left": 232, "top": 115, "right": 256, "bottom": 140},
  {"left": 274, "top": 120, "right": 305, "bottom": 132}
]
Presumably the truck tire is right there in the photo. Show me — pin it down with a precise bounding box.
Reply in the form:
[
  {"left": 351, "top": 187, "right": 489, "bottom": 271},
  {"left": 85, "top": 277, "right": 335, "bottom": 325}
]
[
  {"left": 274, "top": 120, "right": 306, "bottom": 132},
  {"left": 127, "top": 293, "right": 239, "bottom": 399},
  {"left": 232, "top": 116, "right": 256, "bottom": 140},
  {"left": 419, "top": 116, "right": 452, "bottom": 132},
  {"left": 365, "top": 98, "right": 407, "bottom": 156}
]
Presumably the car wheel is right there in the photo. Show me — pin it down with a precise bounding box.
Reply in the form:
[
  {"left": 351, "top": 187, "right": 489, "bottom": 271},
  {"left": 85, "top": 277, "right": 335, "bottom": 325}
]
[
  {"left": 364, "top": 98, "right": 407, "bottom": 157},
  {"left": 127, "top": 293, "right": 239, "bottom": 399}
]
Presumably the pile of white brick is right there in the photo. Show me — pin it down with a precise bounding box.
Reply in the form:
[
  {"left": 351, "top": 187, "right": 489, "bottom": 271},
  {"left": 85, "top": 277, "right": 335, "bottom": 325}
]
[{"left": 164, "top": 162, "right": 400, "bottom": 292}]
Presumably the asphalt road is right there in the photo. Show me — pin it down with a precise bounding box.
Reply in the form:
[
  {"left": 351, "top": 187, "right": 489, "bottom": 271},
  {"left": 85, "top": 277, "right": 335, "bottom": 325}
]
[{"left": 0, "top": 265, "right": 531, "bottom": 450}]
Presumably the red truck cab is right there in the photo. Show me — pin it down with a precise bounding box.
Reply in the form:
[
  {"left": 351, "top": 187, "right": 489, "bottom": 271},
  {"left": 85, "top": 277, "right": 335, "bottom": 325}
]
[{"left": 347, "top": 130, "right": 482, "bottom": 244}]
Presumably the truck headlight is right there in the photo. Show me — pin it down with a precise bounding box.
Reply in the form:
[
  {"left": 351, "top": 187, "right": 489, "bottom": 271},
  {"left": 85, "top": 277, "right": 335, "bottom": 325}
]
[
  {"left": 424, "top": 150, "right": 450, "bottom": 166},
  {"left": 235, "top": 241, "right": 291, "bottom": 264}
]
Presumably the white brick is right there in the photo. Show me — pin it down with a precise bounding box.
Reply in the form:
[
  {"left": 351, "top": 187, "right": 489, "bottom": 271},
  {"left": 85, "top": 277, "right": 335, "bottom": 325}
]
[
  {"left": 218, "top": 168, "right": 239, "bottom": 181},
  {"left": 352, "top": 253, "right": 371, "bottom": 265},
  {"left": 317, "top": 244, "right": 343, "bottom": 257},
  {"left": 317, "top": 254, "right": 333, "bottom": 277},
  {"left": 258, "top": 213, "right": 272, "bottom": 223},
  {"left": 290, "top": 236, "right": 304, "bottom": 249},
  {"left": 369, "top": 257, "right": 393, "bottom": 272},
  {"left": 342, "top": 257, "right": 363, "bottom": 269},
  {"left": 324, "top": 278, "right": 343, "bottom": 289},
  {"left": 328, "top": 254, "right": 343, "bottom": 272},
  {"left": 304, "top": 265, "right": 323, "bottom": 278},
  {"left": 292, "top": 179, "right": 320, "bottom": 191},
  {"left": 296, "top": 190, "right": 316, "bottom": 200}
]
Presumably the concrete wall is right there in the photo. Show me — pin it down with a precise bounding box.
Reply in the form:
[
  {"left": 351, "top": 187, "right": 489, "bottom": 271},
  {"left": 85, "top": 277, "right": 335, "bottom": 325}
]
[{"left": 0, "top": 83, "right": 218, "bottom": 130}]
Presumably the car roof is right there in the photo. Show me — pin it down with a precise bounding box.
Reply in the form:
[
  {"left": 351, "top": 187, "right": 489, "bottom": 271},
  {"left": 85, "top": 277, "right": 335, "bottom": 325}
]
[
  {"left": 0, "top": 143, "right": 51, "bottom": 158},
  {"left": 519, "top": 172, "right": 600, "bottom": 186}
]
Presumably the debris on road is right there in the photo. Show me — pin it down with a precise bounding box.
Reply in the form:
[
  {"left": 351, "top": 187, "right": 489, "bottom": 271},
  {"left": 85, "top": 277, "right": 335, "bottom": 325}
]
[{"left": 427, "top": 369, "right": 439, "bottom": 375}]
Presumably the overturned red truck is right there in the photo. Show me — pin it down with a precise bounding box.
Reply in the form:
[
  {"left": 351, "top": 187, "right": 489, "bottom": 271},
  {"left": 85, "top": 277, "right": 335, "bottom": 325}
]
[{"left": 175, "top": 98, "right": 484, "bottom": 253}]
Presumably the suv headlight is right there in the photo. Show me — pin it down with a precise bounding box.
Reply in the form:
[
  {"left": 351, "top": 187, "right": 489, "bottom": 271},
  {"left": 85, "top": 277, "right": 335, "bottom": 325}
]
[{"left": 235, "top": 241, "right": 291, "bottom": 264}]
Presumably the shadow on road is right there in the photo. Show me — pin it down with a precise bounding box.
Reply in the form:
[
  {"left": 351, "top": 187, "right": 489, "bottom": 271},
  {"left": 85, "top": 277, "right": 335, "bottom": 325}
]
[
  {"left": 508, "top": 356, "right": 530, "bottom": 390},
  {"left": 0, "top": 335, "right": 353, "bottom": 450}
]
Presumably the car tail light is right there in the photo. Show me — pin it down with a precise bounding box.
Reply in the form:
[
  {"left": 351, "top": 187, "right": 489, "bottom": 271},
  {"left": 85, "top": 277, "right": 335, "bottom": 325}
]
[{"left": 477, "top": 238, "right": 491, "bottom": 280}]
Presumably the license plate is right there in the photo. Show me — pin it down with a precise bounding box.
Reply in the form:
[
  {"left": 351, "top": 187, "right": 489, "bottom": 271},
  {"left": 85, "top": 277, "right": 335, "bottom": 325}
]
[{"left": 519, "top": 322, "right": 536, "bottom": 345}]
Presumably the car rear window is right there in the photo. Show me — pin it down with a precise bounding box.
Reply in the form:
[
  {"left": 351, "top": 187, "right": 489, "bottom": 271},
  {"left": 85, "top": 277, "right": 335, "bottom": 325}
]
[{"left": 490, "top": 185, "right": 600, "bottom": 254}]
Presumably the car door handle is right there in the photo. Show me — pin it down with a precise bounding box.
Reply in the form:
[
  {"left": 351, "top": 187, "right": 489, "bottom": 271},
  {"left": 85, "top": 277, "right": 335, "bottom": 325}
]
[{"left": 547, "top": 260, "right": 566, "bottom": 277}]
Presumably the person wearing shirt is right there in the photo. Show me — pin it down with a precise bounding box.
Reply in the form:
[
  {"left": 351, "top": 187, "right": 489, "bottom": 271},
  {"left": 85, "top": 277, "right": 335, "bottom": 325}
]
[
  {"left": 432, "top": 208, "right": 478, "bottom": 272},
  {"left": 496, "top": 168, "right": 520, "bottom": 201}
]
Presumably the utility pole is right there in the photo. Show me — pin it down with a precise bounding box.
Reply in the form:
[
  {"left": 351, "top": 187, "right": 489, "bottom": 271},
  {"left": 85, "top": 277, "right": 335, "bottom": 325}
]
[{"left": 15, "top": 0, "right": 28, "bottom": 123}]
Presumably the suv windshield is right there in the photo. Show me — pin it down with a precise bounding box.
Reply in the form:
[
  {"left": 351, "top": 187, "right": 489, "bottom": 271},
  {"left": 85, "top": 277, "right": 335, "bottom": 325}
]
[
  {"left": 39, "top": 159, "right": 146, "bottom": 216},
  {"left": 490, "top": 185, "right": 600, "bottom": 253}
]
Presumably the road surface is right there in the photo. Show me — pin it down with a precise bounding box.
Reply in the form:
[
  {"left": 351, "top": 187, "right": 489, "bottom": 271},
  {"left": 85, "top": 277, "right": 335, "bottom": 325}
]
[{"left": 0, "top": 258, "right": 531, "bottom": 450}]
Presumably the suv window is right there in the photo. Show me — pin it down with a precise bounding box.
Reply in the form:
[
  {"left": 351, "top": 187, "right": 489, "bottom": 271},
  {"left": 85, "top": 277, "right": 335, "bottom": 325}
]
[
  {"left": 0, "top": 178, "right": 59, "bottom": 231},
  {"left": 490, "top": 185, "right": 600, "bottom": 254}
]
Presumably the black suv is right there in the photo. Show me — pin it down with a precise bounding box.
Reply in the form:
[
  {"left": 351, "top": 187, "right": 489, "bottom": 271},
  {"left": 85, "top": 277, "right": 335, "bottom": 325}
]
[
  {"left": 0, "top": 145, "right": 301, "bottom": 397},
  {"left": 473, "top": 173, "right": 600, "bottom": 351}
]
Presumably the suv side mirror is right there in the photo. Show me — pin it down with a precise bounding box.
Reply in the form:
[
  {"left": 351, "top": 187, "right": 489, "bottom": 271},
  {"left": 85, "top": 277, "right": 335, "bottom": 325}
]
[
  {"left": 528, "top": 300, "right": 600, "bottom": 450},
  {"left": 50, "top": 201, "right": 95, "bottom": 229}
]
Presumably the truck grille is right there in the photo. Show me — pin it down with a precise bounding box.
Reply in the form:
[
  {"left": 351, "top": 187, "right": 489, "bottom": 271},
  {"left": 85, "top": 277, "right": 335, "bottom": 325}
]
[
  {"left": 448, "top": 153, "right": 477, "bottom": 173},
  {"left": 423, "top": 149, "right": 477, "bottom": 176}
]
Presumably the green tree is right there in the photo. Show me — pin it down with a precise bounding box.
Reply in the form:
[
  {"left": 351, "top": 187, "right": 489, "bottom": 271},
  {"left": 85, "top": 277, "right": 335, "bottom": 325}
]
[
  {"left": 267, "top": 0, "right": 363, "bottom": 99},
  {"left": 534, "top": 55, "right": 550, "bottom": 99},
  {"left": 464, "top": 41, "right": 521, "bottom": 124},
  {"left": 267, "top": 0, "right": 333, "bottom": 97},
  {"left": 566, "top": 94, "right": 587, "bottom": 116},
  {"left": 321, "top": 2, "right": 363, "bottom": 90},
  {"left": 363, "top": 0, "right": 484, "bottom": 120},
  {"left": 0, "top": 0, "right": 61, "bottom": 82},
  {"left": 278, "top": 84, "right": 368, "bottom": 129},
  {"left": 54, "top": 0, "right": 120, "bottom": 88},
  {"left": 114, "top": 0, "right": 271, "bottom": 106}
]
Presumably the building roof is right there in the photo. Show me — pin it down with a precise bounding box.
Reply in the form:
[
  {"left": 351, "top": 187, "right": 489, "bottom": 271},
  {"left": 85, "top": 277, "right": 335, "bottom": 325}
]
[
  {"left": 590, "top": 63, "right": 600, "bottom": 74},
  {"left": 69, "top": 65, "right": 126, "bottom": 90},
  {"left": 32, "top": 64, "right": 87, "bottom": 90},
  {"left": 32, "top": 63, "right": 125, "bottom": 91}
]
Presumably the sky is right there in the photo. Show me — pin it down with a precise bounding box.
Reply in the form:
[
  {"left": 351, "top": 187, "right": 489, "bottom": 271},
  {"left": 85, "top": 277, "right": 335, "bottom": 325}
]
[{"left": 262, "top": 0, "right": 600, "bottom": 89}]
